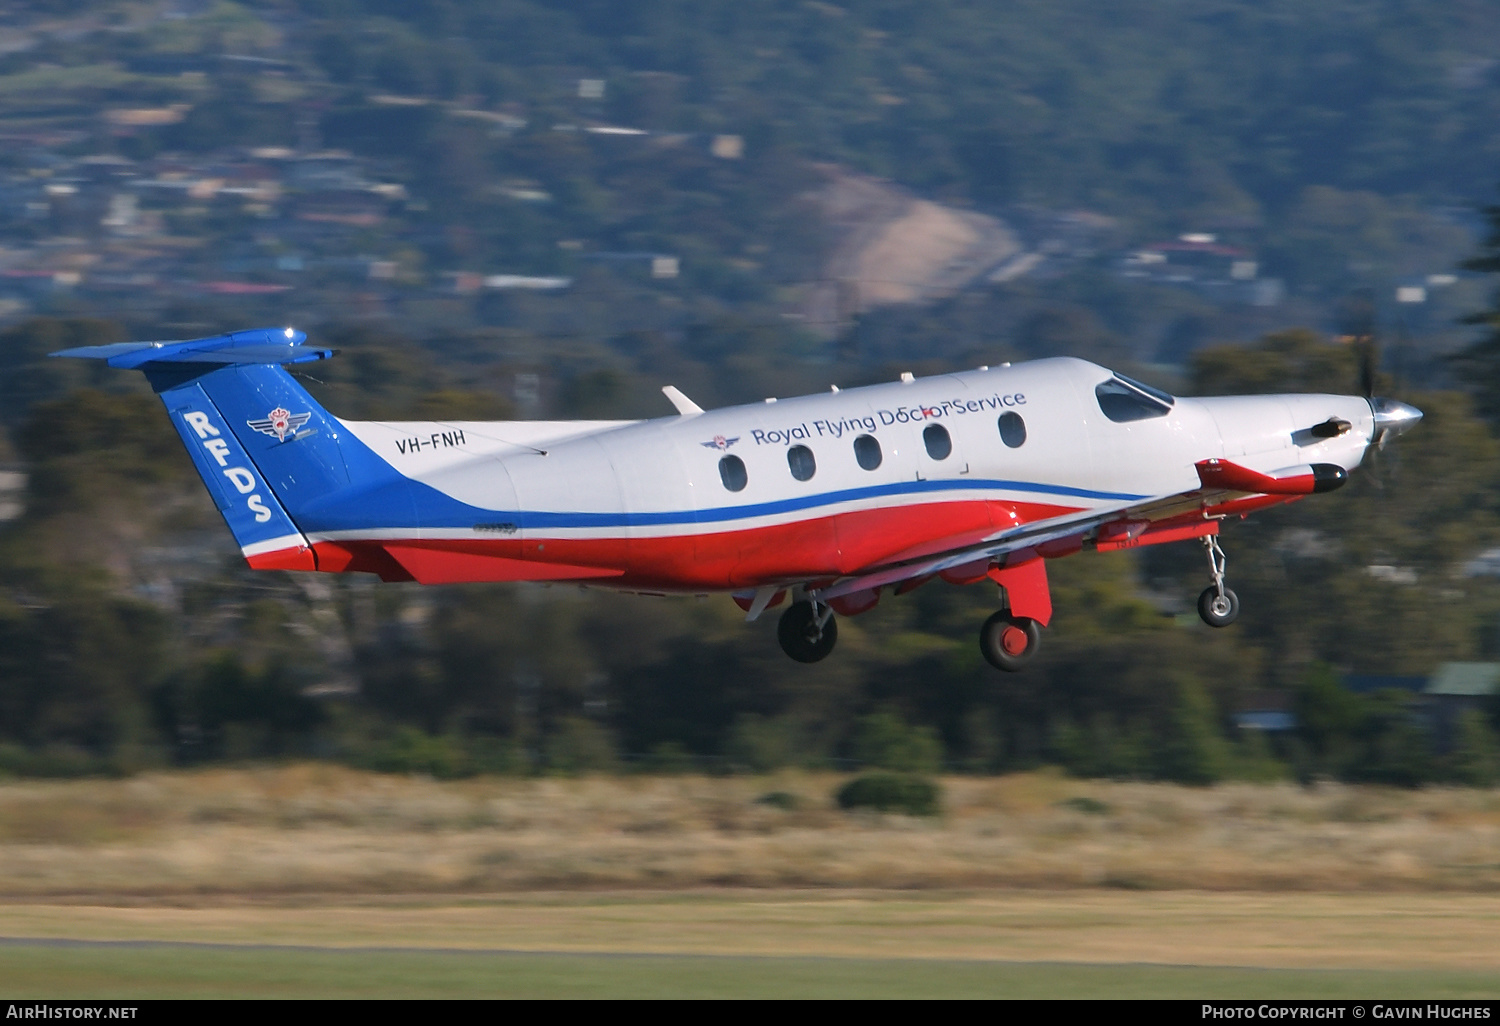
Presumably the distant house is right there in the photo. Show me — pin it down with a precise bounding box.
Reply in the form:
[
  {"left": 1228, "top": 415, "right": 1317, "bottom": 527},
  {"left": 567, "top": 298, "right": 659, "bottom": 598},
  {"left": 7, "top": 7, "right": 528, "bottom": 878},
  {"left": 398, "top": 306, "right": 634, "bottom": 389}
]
[
  {"left": 1342, "top": 674, "right": 1428, "bottom": 694},
  {"left": 1423, "top": 663, "right": 1500, "bottom": 751},
  {"left": 1330, "top": 664, "right": 1499, "bottom": 752},
  {"left": 198, "top": 282, "right": 292, "bottom": 296},
  {"left": 1237, "top": 671, "right": 1472, "bottom": 737},
  {"left": 293, "top": 190, "right": 387, "bottom": 227},
  {"left": 1235, "top": 689, "right": 1296, "bottom": 731},
  {"left": 0, "top": 467, "right": 25, "bottom": 522},
  {"left": 1461, "top": 546, "right": 1500, "bottom": 576},
  {"left": 104, "top": 105, "right": 191, "bottom": 128},
  {"left": 1123, "top": 234, "right": 1252, "bottom": 282},
  {"left": 1120, "top": 232, "right": 1278, "bottom": 305}
]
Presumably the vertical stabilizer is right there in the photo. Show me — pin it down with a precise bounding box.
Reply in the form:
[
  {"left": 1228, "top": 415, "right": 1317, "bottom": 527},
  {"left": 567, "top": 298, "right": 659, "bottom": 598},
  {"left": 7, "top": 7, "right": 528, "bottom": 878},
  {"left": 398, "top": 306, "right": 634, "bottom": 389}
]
[
  {"left": 50, "top": 327, "right": 383, "bottom": 571},
  {"left": 157, "top": 377, "right": 316, "bottom": 569}
]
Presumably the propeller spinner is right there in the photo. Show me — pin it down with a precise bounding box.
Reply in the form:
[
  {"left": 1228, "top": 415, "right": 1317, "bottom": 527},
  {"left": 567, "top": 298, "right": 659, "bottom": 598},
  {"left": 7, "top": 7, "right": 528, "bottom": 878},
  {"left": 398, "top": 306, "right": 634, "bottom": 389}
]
[{"left": 1369, "top": 396, "right": 1423, "bottom": 446}]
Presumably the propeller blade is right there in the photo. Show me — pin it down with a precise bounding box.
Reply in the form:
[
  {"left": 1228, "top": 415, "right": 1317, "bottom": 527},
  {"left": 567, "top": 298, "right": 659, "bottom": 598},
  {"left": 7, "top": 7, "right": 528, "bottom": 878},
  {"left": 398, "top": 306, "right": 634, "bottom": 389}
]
[
  {"left": 1338, "top": 289, "right": 1378, "bottom": 397},
  {"left": 1359, "top": 345, "right": 1377, "bottom": 399}
]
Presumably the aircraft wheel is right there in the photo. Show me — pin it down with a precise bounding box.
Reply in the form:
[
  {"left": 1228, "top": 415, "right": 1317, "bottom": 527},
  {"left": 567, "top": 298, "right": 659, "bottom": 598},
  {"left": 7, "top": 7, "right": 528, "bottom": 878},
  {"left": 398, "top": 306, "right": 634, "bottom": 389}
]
[
  {"left": 979, "top": 612, "right": 1041, "bottom": 672},
  {"left": 1197, "top": 586, "right": 1240, "bottom": 628},
  {"left": 777, "top": 601, "right": 838, "bottom": 663}
]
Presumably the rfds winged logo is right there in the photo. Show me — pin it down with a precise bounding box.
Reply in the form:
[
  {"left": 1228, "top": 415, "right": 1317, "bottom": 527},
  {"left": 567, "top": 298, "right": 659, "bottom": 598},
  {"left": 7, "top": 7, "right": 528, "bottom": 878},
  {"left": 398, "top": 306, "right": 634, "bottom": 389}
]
[
  {"left": 701, "top": 435, "right": 740, "bottom": 451},
  {"left": 247, "top": 407, "right": 311, "bottom": 442}
]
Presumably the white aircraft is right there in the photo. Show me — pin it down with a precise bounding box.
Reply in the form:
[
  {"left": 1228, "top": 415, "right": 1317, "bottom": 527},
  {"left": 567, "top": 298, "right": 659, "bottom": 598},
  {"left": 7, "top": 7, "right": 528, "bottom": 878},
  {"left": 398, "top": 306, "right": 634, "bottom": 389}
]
[{"left": 54, "top": 327, "right": 1422, "bottom": 671}]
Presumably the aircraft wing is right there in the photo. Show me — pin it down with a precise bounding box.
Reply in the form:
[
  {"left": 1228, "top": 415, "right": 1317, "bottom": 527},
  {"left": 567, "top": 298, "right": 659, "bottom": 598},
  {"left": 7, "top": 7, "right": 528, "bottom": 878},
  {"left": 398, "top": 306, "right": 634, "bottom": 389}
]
[
  {"left": 808, "top": 500, "right": 1143, "bottom": 602},
  {"left": 808, "top": 474, "right": 1269, "bottom": 603}
]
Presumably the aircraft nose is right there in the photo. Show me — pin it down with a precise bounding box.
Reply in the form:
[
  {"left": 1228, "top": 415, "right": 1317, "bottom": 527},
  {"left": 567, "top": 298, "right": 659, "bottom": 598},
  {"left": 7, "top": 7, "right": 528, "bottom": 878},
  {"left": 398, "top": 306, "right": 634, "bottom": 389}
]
[{"left": 1369, "top": 397, "right": 1423, "bottom": 439}]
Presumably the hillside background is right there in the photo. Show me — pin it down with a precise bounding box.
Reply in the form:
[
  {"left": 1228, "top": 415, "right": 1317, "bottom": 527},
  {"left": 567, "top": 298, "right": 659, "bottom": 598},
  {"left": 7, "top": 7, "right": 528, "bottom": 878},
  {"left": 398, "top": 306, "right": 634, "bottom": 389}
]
[{"left": 0, "top": 0, "right": 1497, "bottom": 783}]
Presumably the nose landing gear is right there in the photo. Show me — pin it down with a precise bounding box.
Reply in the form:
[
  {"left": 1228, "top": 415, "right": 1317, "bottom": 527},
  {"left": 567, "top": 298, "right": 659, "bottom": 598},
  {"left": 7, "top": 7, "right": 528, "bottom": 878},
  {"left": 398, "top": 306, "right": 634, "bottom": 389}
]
[
  {"left": 1197, "top": 533, "right": 1239, "bottom": 627},
  {"left": 777, "top": 600, "right": 838, "bottom": 663}
]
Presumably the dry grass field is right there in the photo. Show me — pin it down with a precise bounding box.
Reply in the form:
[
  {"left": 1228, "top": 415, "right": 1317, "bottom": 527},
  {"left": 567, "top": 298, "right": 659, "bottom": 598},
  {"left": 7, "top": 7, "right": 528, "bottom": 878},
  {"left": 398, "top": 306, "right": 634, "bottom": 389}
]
[
  {"left": 0, "top": 767, "right": 1496, "bottom": 995},
  {"left": 0, "top": 765, "right": 1494, "bottom": 896},
  {"left": 1, "top": 891, "right": 1498, "bottom": 972}
]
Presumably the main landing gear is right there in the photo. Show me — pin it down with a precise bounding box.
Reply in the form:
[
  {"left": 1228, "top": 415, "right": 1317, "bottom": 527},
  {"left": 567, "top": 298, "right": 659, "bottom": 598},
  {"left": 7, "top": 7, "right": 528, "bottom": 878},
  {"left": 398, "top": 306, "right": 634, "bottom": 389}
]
[
  {"left": 979, "top": 611, "right": 1042, "bottom": 672},
  {"left": 771, "top": 535, "right": 1238, "bottom": 669},
  {"left": 777, "top": 600, "right": 838, "bottom": 663},
  {"left": 1197, "top": 533, "right": 1239, "bottom": 628}
]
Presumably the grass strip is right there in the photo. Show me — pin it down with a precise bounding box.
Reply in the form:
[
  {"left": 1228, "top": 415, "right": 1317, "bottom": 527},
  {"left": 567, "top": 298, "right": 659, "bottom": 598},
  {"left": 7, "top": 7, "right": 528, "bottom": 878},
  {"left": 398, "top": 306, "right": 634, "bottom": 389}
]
[{"left": 0, "top": 941, "right": 1495, "bottom": 999}]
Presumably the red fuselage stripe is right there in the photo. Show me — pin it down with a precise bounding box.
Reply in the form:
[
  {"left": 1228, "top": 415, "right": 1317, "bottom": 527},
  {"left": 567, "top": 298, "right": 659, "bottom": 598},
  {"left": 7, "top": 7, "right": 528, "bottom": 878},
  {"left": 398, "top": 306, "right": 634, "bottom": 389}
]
[{"left": 304, "top": 497, "right": 1082, "bottom": 589}]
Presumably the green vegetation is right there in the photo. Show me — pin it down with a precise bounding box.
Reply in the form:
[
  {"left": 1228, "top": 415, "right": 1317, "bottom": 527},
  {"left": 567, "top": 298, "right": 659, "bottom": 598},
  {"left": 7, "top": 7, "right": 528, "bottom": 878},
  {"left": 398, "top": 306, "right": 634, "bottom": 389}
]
[
  {"left": 835, "top": 772, "right": 941, "bottom": 816},
  {"left": 0, "top": 1, "right": 1494, "bottom": 366},
  {"left": 0, "top": 317, "right": 1499, "bottom": 786},
  {"left": 0, "top": 943, "right": 1494, "bottom": 999},
  {"left": 1, "top": 0, "right": 1500, "bottom": 788},
  {"left": 258, "top": 2, "right": 1500, "bottom": 246},
  {"left": 1456, "top": 202, "right": 1500, "bottom": 421}
]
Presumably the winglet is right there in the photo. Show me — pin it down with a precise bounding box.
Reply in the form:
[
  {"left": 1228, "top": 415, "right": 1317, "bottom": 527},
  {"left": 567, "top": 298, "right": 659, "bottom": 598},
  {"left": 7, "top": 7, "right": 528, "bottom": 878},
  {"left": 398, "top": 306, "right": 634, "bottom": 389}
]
[{"left": 661, "top": 385, "right": 704, "bottom": 415}]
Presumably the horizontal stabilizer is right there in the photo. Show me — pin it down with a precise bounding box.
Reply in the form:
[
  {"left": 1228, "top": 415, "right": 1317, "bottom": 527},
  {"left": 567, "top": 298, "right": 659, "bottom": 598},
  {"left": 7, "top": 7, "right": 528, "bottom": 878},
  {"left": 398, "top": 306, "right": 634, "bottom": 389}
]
[{"left": 50, "top": 327, "right": 335, "bottom": 368}]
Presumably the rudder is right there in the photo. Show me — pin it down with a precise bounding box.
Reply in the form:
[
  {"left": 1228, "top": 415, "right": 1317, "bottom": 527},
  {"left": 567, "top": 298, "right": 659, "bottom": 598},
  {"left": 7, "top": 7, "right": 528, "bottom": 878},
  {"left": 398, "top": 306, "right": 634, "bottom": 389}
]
[{"left": 158, "top": 376, "right": 316, "bottom": 570}]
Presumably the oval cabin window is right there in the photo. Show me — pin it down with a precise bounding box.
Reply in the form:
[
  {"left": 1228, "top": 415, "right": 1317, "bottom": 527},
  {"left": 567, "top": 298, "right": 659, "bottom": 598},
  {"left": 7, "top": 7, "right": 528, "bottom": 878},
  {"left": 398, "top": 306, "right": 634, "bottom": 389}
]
[
  {"left": 787, "top": 444, "right": 816, "bottom": 482},
  {"left": 719, "top": 454, "right": 748, "bottom": 492},
  {"left": 853, "top": 434, "right": 882, "bottom": 470},
  {"left": 998, "top": 411, "right": 1026, "bottom": 448},
  {"left": 923, "top": 423, "right": 952, "bottom": 460}
]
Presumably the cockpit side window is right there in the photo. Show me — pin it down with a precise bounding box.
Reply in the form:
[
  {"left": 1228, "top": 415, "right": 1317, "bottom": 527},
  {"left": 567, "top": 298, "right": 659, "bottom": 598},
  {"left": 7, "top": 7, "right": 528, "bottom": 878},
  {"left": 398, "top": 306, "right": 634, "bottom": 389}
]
[{"left": 1096, "top": 375, "right": 1175, "bottom": 423}]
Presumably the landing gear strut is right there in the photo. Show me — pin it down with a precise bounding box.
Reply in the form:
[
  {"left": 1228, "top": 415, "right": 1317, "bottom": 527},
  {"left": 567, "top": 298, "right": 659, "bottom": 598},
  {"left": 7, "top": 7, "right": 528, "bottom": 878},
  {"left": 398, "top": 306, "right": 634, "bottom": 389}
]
[
  {"left": 980, "top": 611, "right": 1042, "bottom": 672},
  {"left": 1197, "top": 534, "right": 1239, "bottom": 628},
  {"left": 778, "top": 600, "right": 838, "bottom": 663}
]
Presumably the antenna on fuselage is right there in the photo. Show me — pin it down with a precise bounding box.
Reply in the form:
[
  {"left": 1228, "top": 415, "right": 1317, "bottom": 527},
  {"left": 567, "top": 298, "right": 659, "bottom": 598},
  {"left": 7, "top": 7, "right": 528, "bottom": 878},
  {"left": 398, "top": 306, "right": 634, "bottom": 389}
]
[
  {"left": 661, "top": 385, "right": 704, "bottom": 415},
  {"left": 432, "top": 423, "right": 549, "bottom": 456}
]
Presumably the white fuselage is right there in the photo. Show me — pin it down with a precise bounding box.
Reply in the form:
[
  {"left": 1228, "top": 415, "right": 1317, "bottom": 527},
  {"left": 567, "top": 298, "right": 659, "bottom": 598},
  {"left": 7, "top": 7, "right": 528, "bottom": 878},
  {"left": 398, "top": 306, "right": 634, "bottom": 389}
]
[{"left": 321, "top": 357, "right": 1374, "bottom": 591}]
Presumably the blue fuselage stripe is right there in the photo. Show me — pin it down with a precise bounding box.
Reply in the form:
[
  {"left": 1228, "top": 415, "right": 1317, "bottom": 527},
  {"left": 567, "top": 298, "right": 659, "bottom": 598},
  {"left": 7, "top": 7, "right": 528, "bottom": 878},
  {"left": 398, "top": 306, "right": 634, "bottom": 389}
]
[{"left": 491, "top": 478, "right": 1143, "bottom": 531}]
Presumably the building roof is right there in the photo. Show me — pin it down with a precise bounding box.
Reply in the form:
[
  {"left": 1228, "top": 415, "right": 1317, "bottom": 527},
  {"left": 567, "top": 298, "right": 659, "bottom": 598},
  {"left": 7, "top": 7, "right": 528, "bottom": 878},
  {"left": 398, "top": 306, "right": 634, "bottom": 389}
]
[
  {"left": 1343, "top": 674, "right": 1427, "bottom": 694},
  {"left": 1236, "top": 711, "right": 1296, "bottom": 731},
  {"left": 1425, "top": 662, "right": 1500, "bottom": 697}
]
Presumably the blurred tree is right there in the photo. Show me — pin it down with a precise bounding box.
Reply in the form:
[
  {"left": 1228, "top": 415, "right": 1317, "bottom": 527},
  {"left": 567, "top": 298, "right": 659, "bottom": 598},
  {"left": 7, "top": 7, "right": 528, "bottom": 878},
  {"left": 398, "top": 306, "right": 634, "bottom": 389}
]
[
  {"left": 544, "top": 716, "right": 620, "bottom": 775},
  {"left": 1014, "top": 306, "right": 1124, "bottom": 365},
  {"left": 1294, "top": 663, "right": 1366, "bottom": 775},
  {"left": 1450, "top": 710, "right": 1498, "bottom": 786},
  {"left": 0, "top": 588, "right": 166, "bottom": 762},
  {"left": 1154, "top": 674, "right": 1230, "bottom": 785},
  {"left": 1191, "top": 329, "right": 1360, "bottom": 396},
  {"left": 724, "top": 713, "right": 804, "bottom": 773},
  {"left": 153, "top": 650, "right": 326, "bottom": 763},
  {"left": 1454, "top": 200, "right": 1500, "bottom": 422},
  {"left": 359, "top": 726, "right": 475, "bottom": 779},
  {"left": 1351, "top": 690, "right": 1434, "bottom": 787},
  {"left": 16, "top": 390, "right": 190, "bottom": 518},
  {"left": 0, "top": 319, "right": 134, "bottom": 426},
  {"left": 1052, "top": 715, "right": 1152, "bottom": 779},
  {"left": 850, "top": 709, "right": 943, "bottom": 773}
]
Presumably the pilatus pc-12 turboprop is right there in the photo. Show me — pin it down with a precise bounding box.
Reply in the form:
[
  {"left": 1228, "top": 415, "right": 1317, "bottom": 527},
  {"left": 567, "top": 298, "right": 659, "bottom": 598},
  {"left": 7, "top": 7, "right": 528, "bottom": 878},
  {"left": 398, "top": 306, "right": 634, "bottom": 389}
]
[{"left": 54, "top": 327, "right": 1422, "bottom": 671}]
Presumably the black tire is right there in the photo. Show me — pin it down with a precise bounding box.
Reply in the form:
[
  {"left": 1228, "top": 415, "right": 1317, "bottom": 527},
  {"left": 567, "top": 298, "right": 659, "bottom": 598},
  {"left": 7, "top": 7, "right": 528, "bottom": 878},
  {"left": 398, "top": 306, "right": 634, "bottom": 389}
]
[
  {"left": 1197, "top": 586, "right": 1240, "bottom": 628},
  {"left": 777, "top": 601, "right": 838, "bottom": 663},
  {"left": 979, "top": 611, "right": 1041, "bottom": 672}
]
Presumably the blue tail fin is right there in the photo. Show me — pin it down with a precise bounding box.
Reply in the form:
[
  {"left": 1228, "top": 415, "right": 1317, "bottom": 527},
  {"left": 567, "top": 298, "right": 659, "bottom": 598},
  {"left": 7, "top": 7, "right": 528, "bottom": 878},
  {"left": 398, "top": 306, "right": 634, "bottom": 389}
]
[{"left": 52, "top": 328, "right": 377, "bottom": 570}]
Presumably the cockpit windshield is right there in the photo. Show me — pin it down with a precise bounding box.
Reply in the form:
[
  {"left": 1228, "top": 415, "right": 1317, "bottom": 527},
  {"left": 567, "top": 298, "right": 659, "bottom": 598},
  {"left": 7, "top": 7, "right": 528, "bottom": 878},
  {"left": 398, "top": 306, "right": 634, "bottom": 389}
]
[{"left": 1096, "top": 374, "right": 1175, "bottom": 423}]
